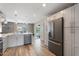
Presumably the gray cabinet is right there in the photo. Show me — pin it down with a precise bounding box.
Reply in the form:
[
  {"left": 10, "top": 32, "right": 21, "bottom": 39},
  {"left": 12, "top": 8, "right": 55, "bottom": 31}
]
[
  {"left": 7, "top": 22, "right": 15, "bottom": 33},
  {"left": 24, "top": 34, "right": 32, "bottom": 44},
  {"left": 2, "top": 23, "right": 9, "bottom": 33},
  {"left": 2, "top": 22, "right": 15, "bottom": 33},
  {"left": 28, "top": 24, "right": 34, "bottom": 33}
]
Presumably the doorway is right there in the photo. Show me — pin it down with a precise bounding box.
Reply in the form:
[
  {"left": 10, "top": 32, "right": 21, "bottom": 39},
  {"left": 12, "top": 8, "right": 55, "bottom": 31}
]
[{"left": 35, "top": 25, "right": 40, "bottom": 39}]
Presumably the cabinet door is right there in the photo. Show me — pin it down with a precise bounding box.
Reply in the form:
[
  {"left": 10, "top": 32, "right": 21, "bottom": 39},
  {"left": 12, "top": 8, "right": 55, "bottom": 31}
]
[
  {"left": 2, "top": 23, "right": 9, "bottom": 33},
  {"left": 74, "top": 4, "right": 79, "bottom": 56},
  {"left": 24, "top": 34, "right": 32, "bottom": 44},
  {"left": 75, "top": 28, "right": 79, "bottom": 55},
  {"left": 3, "top": 37, "right": 8, "bottom": 52},
  {"left": 75, "top": 4, "right": 79, "bottom": 27},
  {"left": 64, "top": 28, "right": 75, "bottom": 56},
  {"left": 8, "top": 22, "right": 15, "bottom": 33},
  {"left": 8, "top": 35, "right": 17, "bottom": 47},
  {"left": 16, "top": 35, "right": 24, "bottom": 46},
  {"left": 63, "top": 6, "right": 75, "bottom": 28}
]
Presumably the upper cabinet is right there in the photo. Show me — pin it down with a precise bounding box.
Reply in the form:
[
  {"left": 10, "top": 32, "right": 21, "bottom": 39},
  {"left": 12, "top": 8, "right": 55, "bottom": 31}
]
[
  {"left": 27, "top": 24, "right": 34, "bottom": 33},
  {"left": 47, "top": 11, "right": 63, "bottom": 22},
  {"left": 63, "top": 5, "right": 75, "bottom": 28},
  {"left": 2, "top": 22, "right": 16, "bottom": 33},
  {"left": 75, "top": 4, "right": 79, "bottom": 28}
]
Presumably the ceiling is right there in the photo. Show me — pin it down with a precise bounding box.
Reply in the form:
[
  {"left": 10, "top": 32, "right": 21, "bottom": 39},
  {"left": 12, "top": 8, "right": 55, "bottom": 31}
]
[{"left": 0, "top": 3, "right": 74, "bottom": 23}]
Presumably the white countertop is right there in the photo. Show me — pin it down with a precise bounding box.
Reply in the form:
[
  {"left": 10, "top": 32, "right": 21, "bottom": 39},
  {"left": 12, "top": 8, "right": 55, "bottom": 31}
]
[
  {"left": 0, "top": 33, "right": 14, "bottom": 37},
  {"left": 15, "top": 32, "right": 33, "bottom": 35},
  {"left": 0, "top": 32, "right": 33, "bottom": 37}
]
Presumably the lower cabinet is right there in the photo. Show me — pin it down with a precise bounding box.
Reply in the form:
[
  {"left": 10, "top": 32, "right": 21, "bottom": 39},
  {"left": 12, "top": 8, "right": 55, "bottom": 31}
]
[
  {"left": 2, "top": 34, "right": 32, "bottom": 53},
  {"left": 64, "top": 28, "right": 75, "bottom": 56},
  {"left": 8, "top": 35, "right": 24, "bottom": 47},
  {"left": 75, "top": 28, "right": 79, "bottom": 55},
  {"left": 16, "top": 35, "right": 24, "bottom": 46},
  {"left": 24, "top": 34, "right": 32, "bottom": 44},
  {"left": 3, "top": 37, "right": 8, "bottom": 52},
  {"left": 8, "top": 35, "right": 17, "bottom": 47}
]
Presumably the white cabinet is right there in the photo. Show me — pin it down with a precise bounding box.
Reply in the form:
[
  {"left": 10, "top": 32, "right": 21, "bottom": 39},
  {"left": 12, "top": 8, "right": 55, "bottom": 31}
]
[
  {"left": 63, "top": 5, "right": 75, "bottom": 56},
  {"left": 75, "top": 28, "right": 79, "bottom": 47},
  {"left": 75, "top": 4, "right": 79, "bottom": 27},
  {"left": 63, "top": 6, "right": 75, "bottom": 28},
  {"left": 75, "top": 47, "right": 79, "bottom": 56},
  {"left": 74, "top": 4, "right": 79, "bottom": 56},
  {"left": 16, "top": 35, "right": 24, "bottom": 46},
  {"left": 3, "top": 37, "right": 8, "bottom": 52},
  {"left": 64, "top": 28, "right": 71, "bottom": 56},
  {"left": 64, "top": 28, "right": 75, "bottom": 56},
  {"left": 8, "top": 34, "right": 24, "bottom": 47},
  {"left": 74, "top": 28, "right": 79, "bottom": 56},
  {"left": 8, "top": 35, "right": 17, "bottom": 47}
]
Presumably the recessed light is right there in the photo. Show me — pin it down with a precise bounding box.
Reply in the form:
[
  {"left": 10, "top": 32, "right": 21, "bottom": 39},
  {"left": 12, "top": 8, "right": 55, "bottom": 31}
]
[
  {"left": 14, "top": 10, "right": 18, "bottom": 16},
  {"left": 33, "top": 14, "right": 36, "bottom": 17},
  {"left": 42, "top": 3, "right": 46, "bottom": 7}
]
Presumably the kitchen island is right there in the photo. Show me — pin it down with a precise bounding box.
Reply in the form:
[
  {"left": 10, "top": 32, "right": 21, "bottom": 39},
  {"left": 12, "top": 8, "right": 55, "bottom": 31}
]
[{"left": 0, "top": 32, "right": 33, "bottom": 55}]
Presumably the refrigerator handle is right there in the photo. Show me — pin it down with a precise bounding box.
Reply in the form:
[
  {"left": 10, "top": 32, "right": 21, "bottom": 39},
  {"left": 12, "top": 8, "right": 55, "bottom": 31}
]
[{"left": 49, "top": 40, "right": 61, "bottom": 46}]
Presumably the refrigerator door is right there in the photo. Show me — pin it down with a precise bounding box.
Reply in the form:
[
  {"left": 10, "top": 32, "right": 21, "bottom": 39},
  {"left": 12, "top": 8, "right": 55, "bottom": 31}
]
[
  {"left": 54, "top": 18, "right": 63, "bottom": 43},
  {"left": 48, "top": 41, "right": 63, "bottom": 56}
]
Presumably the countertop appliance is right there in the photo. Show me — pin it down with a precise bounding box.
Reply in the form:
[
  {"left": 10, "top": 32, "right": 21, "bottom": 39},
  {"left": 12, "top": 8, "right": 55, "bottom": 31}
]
[{"left": 48, "top": 17, "right": 64, "bottom": 56}]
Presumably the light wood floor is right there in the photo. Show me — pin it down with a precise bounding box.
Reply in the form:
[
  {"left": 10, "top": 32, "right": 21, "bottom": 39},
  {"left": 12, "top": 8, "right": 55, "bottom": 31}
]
[{"left": 3, "top": 38, "right": 55, "bottom": 56}]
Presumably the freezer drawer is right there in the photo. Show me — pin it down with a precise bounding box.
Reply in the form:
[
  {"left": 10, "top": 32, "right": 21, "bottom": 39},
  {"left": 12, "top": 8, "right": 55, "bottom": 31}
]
[{"left": 48, "top": 41, "right": 63, "bottom": 56}]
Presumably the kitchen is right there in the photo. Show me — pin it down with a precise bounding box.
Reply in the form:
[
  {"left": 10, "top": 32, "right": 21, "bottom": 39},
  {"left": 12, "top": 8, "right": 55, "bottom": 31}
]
[
  {"left": 0, "top": 4, "right": 54, "bottom": 55},
  {"left": 0, "top": 19, "right": 34, "bottom": 55},
  {"left": 0, "top": 3, "right": 79, "bottom": 56}
]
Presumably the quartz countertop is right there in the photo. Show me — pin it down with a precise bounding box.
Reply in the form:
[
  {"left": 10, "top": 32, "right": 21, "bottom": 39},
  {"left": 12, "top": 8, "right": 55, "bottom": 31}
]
[
  {"left": 0, "top": 33, "right": 14, "bottom": 37},
  {"left": 14, "top": 32, "right": 33, "bottom": 35},
  {"left": 0, "top": 32, "right": 33, "bottom": 37}
]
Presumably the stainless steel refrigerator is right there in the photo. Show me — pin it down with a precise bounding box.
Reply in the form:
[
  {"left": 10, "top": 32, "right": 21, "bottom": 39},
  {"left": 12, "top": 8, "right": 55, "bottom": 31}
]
[{"left": 48, "top": 17, "right": 64, "bottom": 56}]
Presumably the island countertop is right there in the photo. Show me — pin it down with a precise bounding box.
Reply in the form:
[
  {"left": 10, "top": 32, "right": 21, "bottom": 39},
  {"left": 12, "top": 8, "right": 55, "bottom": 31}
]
[{"left": 0, "top": 32, "right": 33, "bottom": 37}]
